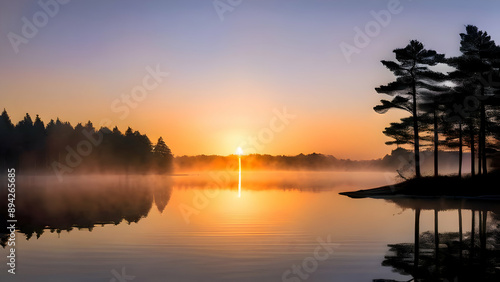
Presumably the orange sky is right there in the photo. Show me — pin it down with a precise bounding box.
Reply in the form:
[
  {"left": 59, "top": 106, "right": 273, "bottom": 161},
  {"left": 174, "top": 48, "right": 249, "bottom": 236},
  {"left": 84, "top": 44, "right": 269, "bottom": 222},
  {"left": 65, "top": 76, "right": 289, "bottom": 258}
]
[
  {"left": 1, "top": 66, "right": 405, "bottom": 159},
  {"left": 2, "top": 0, "right": 498, "bottom": 159}
]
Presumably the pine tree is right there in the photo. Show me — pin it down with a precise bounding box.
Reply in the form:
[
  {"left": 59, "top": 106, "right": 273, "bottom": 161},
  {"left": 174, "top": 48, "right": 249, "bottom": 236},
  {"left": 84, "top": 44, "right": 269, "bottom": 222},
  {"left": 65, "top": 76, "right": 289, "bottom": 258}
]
[
  {"left": 383, "top": 117, "right": 415, "bottom": 147},
  {"left": 153, "top": 137, "right": 173, "bottom": 173},
  {"left": 448, "top": 25, "right": 499, "bottom": 175},
  {"left": 374, "top": 40, "right": 445, "bottom": 178},
  {"left": 0, "top": 109, "right": 15, "bottom": 168},
  {"left": 0, "top": 109, "right": 14, "bottom": 131}
]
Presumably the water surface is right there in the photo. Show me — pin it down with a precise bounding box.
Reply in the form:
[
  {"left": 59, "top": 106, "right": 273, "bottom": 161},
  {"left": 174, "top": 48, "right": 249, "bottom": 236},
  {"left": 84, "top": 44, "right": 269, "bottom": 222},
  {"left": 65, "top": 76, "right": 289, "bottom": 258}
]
[{"left": 1, "top": 171, "right": 498, "bottom": 281}]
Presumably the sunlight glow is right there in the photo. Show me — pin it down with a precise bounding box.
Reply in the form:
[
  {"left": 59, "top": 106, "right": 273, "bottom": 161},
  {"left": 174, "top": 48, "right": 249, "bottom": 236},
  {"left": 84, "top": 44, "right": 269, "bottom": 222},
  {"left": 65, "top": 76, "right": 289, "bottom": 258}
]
[
  {"left": 238, "top": 147, "right": 243, "bottom": 198},
  {"left": 238, "top": 154, "right": 242, "bottom": 198}
]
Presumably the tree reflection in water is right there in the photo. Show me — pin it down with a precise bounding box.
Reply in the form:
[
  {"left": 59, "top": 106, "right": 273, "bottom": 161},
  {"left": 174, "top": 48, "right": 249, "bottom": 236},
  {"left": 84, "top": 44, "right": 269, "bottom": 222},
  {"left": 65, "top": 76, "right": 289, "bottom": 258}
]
[
  {"left": 375, "top": 198, "right": 500, "bottom": 282},
  {"left": 0, "top": 175, "right": 172, "bottom": 246}
]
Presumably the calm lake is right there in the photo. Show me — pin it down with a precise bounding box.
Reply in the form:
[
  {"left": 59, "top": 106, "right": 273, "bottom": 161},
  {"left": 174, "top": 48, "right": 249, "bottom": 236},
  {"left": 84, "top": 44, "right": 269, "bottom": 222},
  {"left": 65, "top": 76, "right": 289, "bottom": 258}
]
[{"left": 1, "top": 171, "right": 499, "bottom": 281}]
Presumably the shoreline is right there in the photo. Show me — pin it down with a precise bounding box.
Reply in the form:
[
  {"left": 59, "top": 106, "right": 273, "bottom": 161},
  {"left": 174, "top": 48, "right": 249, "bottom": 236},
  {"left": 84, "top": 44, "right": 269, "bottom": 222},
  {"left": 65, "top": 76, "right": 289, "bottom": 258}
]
[{"left": 339, "top": 170, "right": 500, "bottom": 200}]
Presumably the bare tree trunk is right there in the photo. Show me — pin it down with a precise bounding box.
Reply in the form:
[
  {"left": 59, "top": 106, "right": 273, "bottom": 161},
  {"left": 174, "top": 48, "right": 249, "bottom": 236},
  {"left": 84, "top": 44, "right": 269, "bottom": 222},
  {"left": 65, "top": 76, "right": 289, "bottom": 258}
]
[
  {"left": 483, "top": 150, "right": 488, "bottom": 174},
  {"left": 480, "top": 85, "right": 487, "bottom": 175},
  {"left": 434, "top": 107, "right": 439, "bottom": 177},
  {"left": 479, "top": 211, "right": 483, "bottom": 249},
  {"left": 458, "top": 122, "right": 463, "bottom": 178},
  {"left": 478, "top": 132, "right": 482, "bottom": 174},
  {"left": 470, "top": 125, "right": 475, "bottom": 177},
  {"left": 414, "top": 208, "right": 421, "bottom": 272},
  {"left": 471, "top": 210, "right": 475, "bottom": 258},
  {"left": 412, "top": 81, "right": 421, "bottom": 178},
  {"left": 459, "top": 209, "right": 463, "bottom": 262},
  {"left": 434, "top": 210, "right": 439, "bottom": 251},
  {"left": 481, "top": 211, "right": 487, "bottom": 252},
  {"left": 434, "top": 209, "right": 439, "bottom": 276}
]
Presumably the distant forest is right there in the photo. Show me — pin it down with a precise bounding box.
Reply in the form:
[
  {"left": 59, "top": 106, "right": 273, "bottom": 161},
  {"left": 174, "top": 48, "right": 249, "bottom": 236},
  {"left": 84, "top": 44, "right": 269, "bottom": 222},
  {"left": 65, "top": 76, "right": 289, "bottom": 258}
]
[
  {"left": 0, "top": 110, "right": 173, "bottom": 175},
  {"left": 374, "top": 25, "right": 500, "bottom": 178},
  {"left": 175, "top": 148, "right": 491, "bottom": 176}
]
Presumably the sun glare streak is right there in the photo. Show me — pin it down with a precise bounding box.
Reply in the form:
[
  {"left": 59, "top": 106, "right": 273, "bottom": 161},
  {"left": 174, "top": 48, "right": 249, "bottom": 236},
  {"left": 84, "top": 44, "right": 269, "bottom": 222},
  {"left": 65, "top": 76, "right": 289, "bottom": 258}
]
[
  {"left": 238, "top": 157, "right": 241, "bottom": 198},
  {"left": 237, "top": 147, "right": 243, "bottom": 198}
]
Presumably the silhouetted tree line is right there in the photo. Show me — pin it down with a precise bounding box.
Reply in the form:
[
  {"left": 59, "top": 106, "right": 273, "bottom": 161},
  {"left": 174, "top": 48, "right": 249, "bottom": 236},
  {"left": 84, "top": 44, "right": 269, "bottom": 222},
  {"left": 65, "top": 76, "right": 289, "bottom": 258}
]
[
  {"left": 0, "top": 110, "right": 173, "bottom": 174},
  {"left": 375, "top": 25, "right": 500, "bottom": 178}
]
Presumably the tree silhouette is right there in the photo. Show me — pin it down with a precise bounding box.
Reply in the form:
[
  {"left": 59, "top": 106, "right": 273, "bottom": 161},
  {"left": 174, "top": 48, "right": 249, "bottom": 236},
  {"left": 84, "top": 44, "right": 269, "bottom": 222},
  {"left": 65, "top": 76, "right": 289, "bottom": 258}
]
[
  {"left": 153, "top": 136, "right": 173, "bottom": 173},
  {"left": 0, "top": 110, "right": 173, "bottom": 175},
  {"left": 442, "top": 83, "right": 481, "bottom": 177},
  {"left": 374, "top": 40, "right": 445, "bottom": 178},
  {"left": 0, "top": 109, "right": 14, "bottom": 130},
  {"left": 0, "top": 177, "right": 160, "bottom": 241},
  {"left": 32, "top": 114, "right": 46, "bottom": 169},
  {"left": 0, "top": 109, "right": 15, "bottom": 168},
  {"left": 448, "top": 25, "right": 499, "bottom": 175},
  {"left": 382, "top": 117, "right": 414, "bottom": 147},
  {"left": 376, "top": 26, "right": 500, "bottom": 178},
  {"left": 420, "top": 89, "right": 449, "bottom": 177}
]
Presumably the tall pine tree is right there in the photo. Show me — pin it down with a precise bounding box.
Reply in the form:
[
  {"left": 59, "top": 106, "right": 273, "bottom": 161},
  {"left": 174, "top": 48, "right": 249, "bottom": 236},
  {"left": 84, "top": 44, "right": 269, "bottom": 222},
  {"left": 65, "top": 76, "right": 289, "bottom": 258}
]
[{"left": 375, "top": 40, "right": 445, "bottom": 178}]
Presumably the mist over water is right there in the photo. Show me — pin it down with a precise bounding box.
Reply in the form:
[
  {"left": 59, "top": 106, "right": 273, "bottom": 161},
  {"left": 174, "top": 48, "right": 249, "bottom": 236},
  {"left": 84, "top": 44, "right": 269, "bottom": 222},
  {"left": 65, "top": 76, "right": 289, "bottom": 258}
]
[{"left": 2, "top": 171, "right": 498, "bottom": 281}]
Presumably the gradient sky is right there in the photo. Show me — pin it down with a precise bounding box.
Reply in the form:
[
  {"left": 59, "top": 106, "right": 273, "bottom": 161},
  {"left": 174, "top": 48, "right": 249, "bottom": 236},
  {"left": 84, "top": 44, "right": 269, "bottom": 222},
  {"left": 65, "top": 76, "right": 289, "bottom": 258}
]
[{"left": 1, "top": 0, "right": 500, "bottom": 159}]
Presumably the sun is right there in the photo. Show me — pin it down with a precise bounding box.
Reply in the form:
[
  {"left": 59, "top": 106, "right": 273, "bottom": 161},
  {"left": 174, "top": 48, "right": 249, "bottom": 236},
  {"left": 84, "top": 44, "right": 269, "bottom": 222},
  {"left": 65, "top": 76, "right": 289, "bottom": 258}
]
[{"left": 236, "top": 147, "right": 244, "bottom": 156}]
